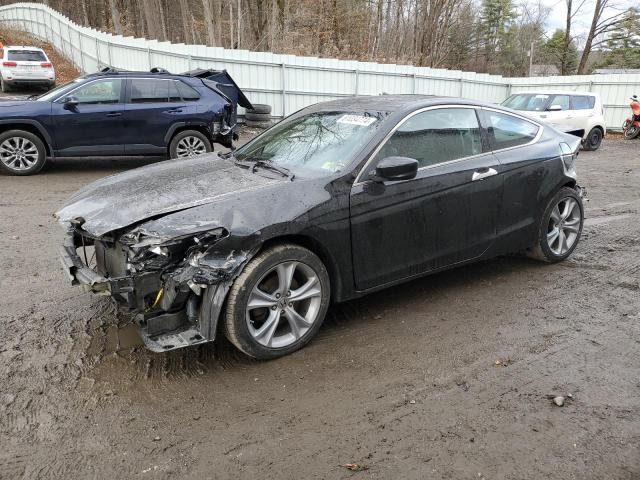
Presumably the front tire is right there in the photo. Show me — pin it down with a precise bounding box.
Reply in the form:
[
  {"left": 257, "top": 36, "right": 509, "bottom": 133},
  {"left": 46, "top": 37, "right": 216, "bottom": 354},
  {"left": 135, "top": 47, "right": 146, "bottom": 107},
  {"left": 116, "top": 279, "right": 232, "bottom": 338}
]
[
  {"left": 0, "top": 130, "right": 47, "bottom": 175},
  {"left": 169, "top": 130, "right": 212, "bottom": 159},
  {"left": 529, "top": 187, "right": 583, "bottom": 263},
  {"left": 224, "top": 244, "right": 330, "bottom": 360},
  {"left": 583, "top": 127, "right": 603, "bottom": 151}
]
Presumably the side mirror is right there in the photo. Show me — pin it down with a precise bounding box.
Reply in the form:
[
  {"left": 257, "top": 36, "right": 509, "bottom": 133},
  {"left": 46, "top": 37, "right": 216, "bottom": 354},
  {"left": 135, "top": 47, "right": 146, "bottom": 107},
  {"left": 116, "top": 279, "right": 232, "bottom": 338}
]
[
  {"left": 62, "top": 96, "right": 79, "bottom": 109},
  {"left": 548, "top": 104, "right": 563, "bottom": 111},
  {"left": 375, "top": 156, "right": 418, "bottom": 181}
]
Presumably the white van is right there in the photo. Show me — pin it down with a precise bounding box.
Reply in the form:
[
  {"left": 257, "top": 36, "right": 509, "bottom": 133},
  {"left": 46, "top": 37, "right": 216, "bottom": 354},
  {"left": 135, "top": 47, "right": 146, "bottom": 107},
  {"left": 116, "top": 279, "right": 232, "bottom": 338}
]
[{"left": 501, "top": 91, "right": 606, "bottom": 150}]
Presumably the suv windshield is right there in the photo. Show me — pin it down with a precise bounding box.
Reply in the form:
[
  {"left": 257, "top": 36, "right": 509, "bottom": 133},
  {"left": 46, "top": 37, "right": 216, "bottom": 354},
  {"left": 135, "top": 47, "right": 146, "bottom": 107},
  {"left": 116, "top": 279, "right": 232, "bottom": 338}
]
[
  {"left": 7, "top": 50, "right": 47, "bottom": 61},
  {"left": 234, "top": 111, "right": 387, "bottom": 176},
  {"left": 502, "top": 94, "right": 550, "bottom": 111}
]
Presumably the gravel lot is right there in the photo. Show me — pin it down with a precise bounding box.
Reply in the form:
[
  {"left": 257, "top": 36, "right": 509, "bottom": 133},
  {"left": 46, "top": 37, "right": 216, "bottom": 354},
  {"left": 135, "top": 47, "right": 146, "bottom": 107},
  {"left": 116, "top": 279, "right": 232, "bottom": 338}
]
[{"left": 1, "top": 124, "right": 639, "bottom": 479}]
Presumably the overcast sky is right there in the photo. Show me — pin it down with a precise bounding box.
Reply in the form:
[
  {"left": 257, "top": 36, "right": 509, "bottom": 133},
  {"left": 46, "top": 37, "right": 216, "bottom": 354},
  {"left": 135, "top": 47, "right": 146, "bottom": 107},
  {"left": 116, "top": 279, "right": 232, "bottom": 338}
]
[{"left": 538, "top": 0, "right": 631, "bottom": 46}]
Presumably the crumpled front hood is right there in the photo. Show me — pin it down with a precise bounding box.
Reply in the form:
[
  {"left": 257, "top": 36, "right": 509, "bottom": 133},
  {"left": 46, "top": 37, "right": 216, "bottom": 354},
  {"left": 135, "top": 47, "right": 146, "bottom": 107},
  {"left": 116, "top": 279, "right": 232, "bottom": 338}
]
[{"left": 55, "top": 154, "right": 287, "bottom": 237}]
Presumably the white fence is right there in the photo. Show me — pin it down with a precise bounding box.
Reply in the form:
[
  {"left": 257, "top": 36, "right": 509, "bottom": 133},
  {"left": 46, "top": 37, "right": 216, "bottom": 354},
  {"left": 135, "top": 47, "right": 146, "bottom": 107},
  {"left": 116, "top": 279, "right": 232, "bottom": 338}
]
[{"left": 0, "top": 2, "right": 638, "bottom": 129}]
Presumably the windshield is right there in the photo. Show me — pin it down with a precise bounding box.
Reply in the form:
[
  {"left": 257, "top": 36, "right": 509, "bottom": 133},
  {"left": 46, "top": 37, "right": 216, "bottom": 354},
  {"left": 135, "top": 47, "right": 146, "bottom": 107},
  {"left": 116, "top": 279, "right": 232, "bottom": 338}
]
[
  {"left": 7, "top": 50, "right": 46, "bottom": 61},
  {"left": 35, "top": 78, "right": 84, "bottom": 101},
  {"left": 234, "top": 111, "right": 388, "bottom": 176},
  {"left": 501, "top": 94, "right": 550, "bottom": 112}
]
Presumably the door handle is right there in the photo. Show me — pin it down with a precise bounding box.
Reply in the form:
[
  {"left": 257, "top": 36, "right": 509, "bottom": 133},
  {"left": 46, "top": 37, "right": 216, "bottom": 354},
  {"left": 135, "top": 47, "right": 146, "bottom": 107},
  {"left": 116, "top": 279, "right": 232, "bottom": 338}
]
[
  {"left": 540, "top": 114, "right": 547, "bottom": 118},
  {"left": 165, "top": 108, "right": 183, "bottom": 113},
  {"left": 472, "top": 167, "right": 498, "bottom": 181},
  {"left": 105, "top": 112, "right": 122, "bottom": 117}
]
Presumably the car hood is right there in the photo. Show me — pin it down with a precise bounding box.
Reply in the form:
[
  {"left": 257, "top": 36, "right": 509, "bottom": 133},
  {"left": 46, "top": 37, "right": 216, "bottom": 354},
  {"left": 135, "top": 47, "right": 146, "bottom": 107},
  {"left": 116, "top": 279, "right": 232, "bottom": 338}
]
[{"left": 55, "top": 154, "right": 289, "bottom": 237}]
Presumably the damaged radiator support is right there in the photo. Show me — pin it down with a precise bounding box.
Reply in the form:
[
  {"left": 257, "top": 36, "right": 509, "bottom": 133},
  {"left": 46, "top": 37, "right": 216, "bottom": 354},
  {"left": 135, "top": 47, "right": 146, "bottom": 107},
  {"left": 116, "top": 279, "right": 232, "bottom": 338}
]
[{"left": 137, "top": 281, "right": 232, "bottom": 352}]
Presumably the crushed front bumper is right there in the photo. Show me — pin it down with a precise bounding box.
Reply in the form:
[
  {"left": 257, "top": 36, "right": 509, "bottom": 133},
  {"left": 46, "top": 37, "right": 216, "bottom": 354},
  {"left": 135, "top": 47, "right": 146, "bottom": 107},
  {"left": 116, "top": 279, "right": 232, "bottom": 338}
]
[
  {"left": 58, "top": 234, "right": 131, "bottom": 295},
  {"left": 57, "top": 231, "right": 230, "bottom": 352}
]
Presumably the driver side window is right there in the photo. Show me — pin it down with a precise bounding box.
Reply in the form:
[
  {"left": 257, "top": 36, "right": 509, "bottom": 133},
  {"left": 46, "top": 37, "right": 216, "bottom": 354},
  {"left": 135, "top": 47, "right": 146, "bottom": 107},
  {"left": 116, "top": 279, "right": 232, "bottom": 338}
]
[
  {"left": 71, "top": 79, "right": 122, "bottom": 105},
  {"left": 374, "top": 108, "right": 483, "bottom": 169}
]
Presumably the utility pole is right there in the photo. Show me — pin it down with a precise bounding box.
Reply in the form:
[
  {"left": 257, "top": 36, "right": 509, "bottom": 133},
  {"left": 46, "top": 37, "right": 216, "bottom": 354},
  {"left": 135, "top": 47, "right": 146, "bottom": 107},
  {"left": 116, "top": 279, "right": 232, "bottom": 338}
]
[{"left": 528, "top": 41, "right": 534, "bottom": 77}]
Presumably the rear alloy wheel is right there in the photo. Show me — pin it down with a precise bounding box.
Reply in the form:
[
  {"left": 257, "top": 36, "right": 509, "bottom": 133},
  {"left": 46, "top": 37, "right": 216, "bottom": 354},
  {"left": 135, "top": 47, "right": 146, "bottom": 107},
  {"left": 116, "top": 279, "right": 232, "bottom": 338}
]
[
  {"left": 529, "top": 187, "right": 583, "bottom": 263},
  {"left": 0, "top": 130, "right": 46, "bottom": 175},
  {"left": 583, "top": 127, "right": 603, "bottom": 151},
  {"left": 169, "top": 130, "right": 212, "bottom": 159},
  {"left": 224, "top": 244, "right": 330, "bottom": 359}
]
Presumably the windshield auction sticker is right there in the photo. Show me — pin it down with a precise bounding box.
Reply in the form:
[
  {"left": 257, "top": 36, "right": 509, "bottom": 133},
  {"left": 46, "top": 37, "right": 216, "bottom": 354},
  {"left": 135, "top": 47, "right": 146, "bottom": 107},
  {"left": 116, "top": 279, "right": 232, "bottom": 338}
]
[{"left": 337, "top": 115, "right": 377, "bottom": 126}]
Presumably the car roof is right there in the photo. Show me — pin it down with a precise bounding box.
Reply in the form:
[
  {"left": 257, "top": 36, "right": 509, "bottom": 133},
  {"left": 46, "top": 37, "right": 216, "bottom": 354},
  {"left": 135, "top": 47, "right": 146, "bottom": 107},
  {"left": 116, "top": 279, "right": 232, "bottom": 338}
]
[
  {"left": 510, "top": 90, "right": 599, "bottom": 97},
  {"left": 303, "top": 95, "right": 501, "bottom": 115},
  {"left": 4, "top": 46, "right": 46, "bottom": 51}
]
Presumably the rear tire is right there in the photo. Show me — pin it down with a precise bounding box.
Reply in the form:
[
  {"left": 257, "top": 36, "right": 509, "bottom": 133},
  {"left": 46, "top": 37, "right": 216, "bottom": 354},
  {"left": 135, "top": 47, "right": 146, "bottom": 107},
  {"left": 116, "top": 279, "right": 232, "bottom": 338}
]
[
  {"left": 245, "top": 119, "right": 272, "bottom": 129},
  {"left": 245, "top": 112, "right": 271, "bottom": 122},
  {"left": 1, "top": 78, "right": 11, "bottom": 93},
  {"left": 583, "top": 127, "right": 603, "bottom": 151},
  {"left": 224, "top": 244, "right": 330, "bottom": 360},
  {"left": 169, "top": 130, "right": 212, "bottom": 159},
  {"left": 246, "top": 103, "right": 271, "bottom": 115},
  {"left": 0, "top": 130, "right": 47, "bottom": 176},
  {"left": 528, "top": 187, "right": 583, "bottom": 263}
]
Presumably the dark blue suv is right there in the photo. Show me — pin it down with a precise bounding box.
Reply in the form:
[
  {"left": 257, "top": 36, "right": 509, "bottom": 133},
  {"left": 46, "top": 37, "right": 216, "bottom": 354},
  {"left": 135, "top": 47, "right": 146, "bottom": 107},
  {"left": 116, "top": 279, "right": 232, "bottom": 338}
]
[{"left": 0, "top": 69, "right": 237, "bottom": 175}]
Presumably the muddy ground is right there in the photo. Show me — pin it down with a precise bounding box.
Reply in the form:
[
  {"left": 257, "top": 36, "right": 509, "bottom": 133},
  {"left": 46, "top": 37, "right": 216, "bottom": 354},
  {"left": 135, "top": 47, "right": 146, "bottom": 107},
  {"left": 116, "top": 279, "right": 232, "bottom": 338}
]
[{"left": 1, "top": 129, "right": 639, "bottom": 479}]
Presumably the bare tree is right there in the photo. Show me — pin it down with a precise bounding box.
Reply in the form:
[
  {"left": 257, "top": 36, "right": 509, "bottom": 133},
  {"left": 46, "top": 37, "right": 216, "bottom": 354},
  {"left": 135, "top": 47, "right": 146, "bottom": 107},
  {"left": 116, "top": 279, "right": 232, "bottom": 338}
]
[{"left": 577, "top": 0, "right": 630, "bottom": 74}]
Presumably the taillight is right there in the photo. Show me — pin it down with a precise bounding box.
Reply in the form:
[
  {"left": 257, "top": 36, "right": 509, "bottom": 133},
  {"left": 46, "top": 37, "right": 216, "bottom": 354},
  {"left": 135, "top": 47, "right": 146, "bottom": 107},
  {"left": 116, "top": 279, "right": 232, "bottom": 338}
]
[
  {"left": 41, "top": 62, "right": 52, "bottom": 68},
  {"left": 2, "top": 61, "right": 17, "bottom": 67}
]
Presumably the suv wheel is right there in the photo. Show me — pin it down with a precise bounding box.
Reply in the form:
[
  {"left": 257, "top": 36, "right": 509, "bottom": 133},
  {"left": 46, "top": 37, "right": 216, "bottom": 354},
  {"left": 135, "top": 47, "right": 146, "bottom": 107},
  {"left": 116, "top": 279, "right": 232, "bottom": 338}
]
[
  {"left": 223, "top": 244, "right": 331, "bottom": 360},
  {"left": 0, "top": 130, "right": 47, "bottom": 175},
  {"left": 528, "top": 187, "right": 583, "bottom": 263},
  {"left": 169, "top": 130, "right": 212, "bottom": 159},
  {"left": 583, "top": 127, "right": 603, "bottom": 151}
]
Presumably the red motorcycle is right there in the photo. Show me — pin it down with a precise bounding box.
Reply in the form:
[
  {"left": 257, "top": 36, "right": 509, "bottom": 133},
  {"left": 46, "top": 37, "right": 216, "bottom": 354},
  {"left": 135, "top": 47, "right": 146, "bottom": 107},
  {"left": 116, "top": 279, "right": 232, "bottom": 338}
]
[{"left": 623, "top": 95, "right": 640, "bottom": 139}]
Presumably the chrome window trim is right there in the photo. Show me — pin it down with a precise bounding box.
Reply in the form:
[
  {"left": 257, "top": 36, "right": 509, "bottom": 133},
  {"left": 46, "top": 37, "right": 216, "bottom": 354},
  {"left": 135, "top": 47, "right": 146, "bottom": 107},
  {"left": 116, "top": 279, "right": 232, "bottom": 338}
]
[
  {"left": 354, "top": 104, "right": 483, "bottom": 184},
  {"left": 353, "top": 104, "right": 544, "bottom": 184}
]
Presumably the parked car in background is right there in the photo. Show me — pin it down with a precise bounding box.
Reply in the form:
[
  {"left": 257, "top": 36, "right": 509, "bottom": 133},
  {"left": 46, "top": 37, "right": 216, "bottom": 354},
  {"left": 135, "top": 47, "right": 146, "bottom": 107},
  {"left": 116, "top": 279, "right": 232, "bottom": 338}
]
[
  {"left": 501, "top": 90, "right": 605, "bottom": 151},
  {"left": 0, "top": 45, "right": 55, "bottom": 92},
  {"left": 0, "top": 69, "right": 238, "bottom": 175},
  {"left": 56, "top": 96, "right": 584, "bottom": 360}
]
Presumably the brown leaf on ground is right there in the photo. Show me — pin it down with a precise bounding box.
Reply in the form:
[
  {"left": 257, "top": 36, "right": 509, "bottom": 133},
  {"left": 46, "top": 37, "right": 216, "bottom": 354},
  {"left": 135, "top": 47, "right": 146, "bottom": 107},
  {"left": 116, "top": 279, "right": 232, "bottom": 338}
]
[{"left": 342, "top": 463, "right": 369, "bottom": 472}]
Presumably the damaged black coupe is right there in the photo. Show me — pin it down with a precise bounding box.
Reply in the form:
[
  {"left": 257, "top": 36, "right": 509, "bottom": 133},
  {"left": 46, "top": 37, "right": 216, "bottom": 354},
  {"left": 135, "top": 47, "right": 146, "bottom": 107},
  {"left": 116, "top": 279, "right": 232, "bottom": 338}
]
[{"left": 56, "top": 96, "right": 584, "bottom": 359}]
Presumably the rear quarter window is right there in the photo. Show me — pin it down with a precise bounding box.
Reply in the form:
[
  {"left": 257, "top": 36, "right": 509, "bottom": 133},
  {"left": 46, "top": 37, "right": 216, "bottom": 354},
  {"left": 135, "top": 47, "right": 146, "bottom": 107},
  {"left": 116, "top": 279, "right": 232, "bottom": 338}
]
[
  {"left": 485, "top": 111, "right": 539, "bottom": 150},
  {"left": 7, "top": 50, "right": 47, "bottom": 61},
  {"left": 571, "top": 96, "right": 595, "bottom": 110},
  {"left": 175, "top": 81, "right": 200, "bottom": 101}
]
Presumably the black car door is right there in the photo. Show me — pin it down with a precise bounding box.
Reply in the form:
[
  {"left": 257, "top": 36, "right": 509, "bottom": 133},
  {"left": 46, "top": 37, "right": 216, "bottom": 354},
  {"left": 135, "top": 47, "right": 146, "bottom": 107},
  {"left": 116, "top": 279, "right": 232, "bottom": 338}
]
[
  {"left": 478, "top": 108, "right": 547, "bottom": 250},
  {"left": 349, "top": 106, "right": 503, "bottom": 291}
]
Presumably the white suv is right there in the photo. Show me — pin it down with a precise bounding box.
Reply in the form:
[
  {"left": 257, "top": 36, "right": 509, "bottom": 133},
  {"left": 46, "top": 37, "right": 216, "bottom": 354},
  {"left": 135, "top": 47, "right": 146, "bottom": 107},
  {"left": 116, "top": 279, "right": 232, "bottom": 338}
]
[
  {"left": 501, "top": 90, "right": 606, "bottom": 150},
  {"left": 0, "top": 46, "right": 55, "bottom": 93}
]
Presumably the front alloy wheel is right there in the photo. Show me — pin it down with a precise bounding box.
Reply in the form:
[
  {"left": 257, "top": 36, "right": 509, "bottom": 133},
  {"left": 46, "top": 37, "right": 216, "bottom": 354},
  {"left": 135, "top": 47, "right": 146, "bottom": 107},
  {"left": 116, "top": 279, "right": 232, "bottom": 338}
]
[
  {"left": 224, "top": 244, "right": 330, "bottom": 359},
  {"left": 0, "top": 130, "right": 47, "bottom": 175}
]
